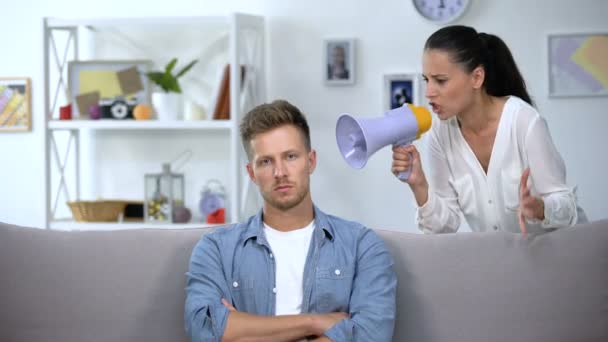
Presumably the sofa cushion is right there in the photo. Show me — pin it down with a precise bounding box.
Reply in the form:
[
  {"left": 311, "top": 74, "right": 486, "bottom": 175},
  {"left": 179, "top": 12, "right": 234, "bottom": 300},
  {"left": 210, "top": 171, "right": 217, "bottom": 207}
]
[
  {"left": 377, "top": 219, "right": 608, "bottom": 342},
  {"left": 0, "top": 223, "right": 213, "bottom": 342}
]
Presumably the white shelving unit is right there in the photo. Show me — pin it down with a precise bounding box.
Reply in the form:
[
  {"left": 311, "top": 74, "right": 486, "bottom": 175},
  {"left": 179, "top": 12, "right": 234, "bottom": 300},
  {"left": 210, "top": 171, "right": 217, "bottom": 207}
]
[
  {"left": 43, "top": 13, "right": 266, "bottom": 230},
  {"left": 47, "top": 119, "right": 234, "bottom": 131}
]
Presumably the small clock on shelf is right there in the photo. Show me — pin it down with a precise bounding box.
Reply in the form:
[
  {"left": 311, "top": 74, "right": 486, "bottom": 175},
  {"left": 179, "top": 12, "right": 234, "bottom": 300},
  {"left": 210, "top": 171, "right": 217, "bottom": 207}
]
[{"left": 413, "top": 0, "right": 471, "bottom": 24}]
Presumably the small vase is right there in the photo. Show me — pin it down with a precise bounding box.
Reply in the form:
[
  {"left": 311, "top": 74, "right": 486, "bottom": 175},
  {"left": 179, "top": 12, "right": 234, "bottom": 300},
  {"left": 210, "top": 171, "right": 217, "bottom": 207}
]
[{"left": 152, "top": 92, "right": 183, "bottom": 121}]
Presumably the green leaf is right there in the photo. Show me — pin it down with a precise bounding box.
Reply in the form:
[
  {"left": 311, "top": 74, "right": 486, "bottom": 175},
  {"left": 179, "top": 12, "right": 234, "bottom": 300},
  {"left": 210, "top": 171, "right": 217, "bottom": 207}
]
[
  {"left": 165, "top": 78, "right": 181, "bottom": 93},
  {"left": 176, "top": 59, "right": 198, "bottom": 78},
  {"left": 146, "top": 71, "right": 164, "bottom": 83},
  {"left": 160, "top": 72, "right": 173, "bottom": 86},
  {"left": 146, "top": 72, "right": 170, "bottom": 92},
  {"left": 165, "top": 58, "right": 178, "bottom": 74}
]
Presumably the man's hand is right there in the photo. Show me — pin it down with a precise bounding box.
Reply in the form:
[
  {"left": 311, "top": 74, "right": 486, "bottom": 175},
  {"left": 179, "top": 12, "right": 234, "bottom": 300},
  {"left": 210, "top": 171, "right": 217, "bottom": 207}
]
[
  {"left": 518, "top": 168, "right": 545, "bottom": 234},
  {"left": 222, "top": 298, "right": 237, "bottom": 311},
  {"left": 225, "top": 296, "right": 346, "bottom": 335},
  {"left": 222, "top": 297, "right": 345, "bottom": 340},
  {"left": 310, "top": 312, "right": 348, "bottom": 337}
]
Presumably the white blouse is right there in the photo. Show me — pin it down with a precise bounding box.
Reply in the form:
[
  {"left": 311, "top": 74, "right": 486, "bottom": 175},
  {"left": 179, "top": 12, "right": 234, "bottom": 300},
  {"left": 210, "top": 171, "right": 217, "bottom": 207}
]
[{"left": 417, "top": 96, "right": 586, "bottom": 234}]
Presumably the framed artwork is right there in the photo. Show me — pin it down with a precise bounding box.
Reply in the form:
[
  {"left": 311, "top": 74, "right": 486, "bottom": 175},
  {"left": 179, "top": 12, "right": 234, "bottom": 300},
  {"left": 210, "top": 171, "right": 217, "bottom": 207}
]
[
  {"left": 324, "top": 38, "right": 355, "bottom": 86},
  {"left": 548, "top": 32, "right": 608, "bottom": 97},
  {"left": 384, "top": 73, "right": 419, "bottom": 111},
  {"left": 68, "top": 60, "right": 152, "bottom": 117},
  {"left": 0, "top": 77, "right": 31, "bottom": 132}
]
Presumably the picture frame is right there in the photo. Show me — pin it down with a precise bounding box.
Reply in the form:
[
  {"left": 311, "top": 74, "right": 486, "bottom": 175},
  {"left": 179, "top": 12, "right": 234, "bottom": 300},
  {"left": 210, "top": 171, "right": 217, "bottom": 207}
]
[
  {"left": 384, "top": 73, "right": 419, "bottom": 112},
  {"left": 324, "top": 38, "right": 356, "bottom": 86},
  {"left": 68, "top": 60, "right": 152, "bottom": 118},
  {"left": 547, "top": 32, "right": 608, "bottom": 98},
  {"left": 0, "top": 77, "right": 31, "bottom": 132}
]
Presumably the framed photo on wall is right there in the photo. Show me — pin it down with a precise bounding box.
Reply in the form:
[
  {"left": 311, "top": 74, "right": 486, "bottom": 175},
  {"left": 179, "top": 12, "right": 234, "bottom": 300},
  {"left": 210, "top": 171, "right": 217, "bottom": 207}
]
[
  {"left": 0, "top": 77, "right": 31, "bottom": 132},
  {"left": 324, "top": 38, "right": 355, "bottom": 86},
  {"left": 384, "top": 73, "right": 419, "bottom": 111},
  {"left": 547, "top": 32, "right": 608, "bottom": 97}
]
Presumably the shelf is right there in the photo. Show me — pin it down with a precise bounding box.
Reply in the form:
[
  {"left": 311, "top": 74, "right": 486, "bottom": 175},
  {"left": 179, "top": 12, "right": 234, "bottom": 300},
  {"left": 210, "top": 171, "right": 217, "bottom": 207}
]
[
  {"left": 49, "top": 219, "right": 227, "bottom": 231},
  {"left": 44, "top": 13, "right": 265, "bottom": 228},
  {"left": 45, "top": 16, "right": 229, "bottom": 29},
  {"left": 48, "top": 119, "right": 233, "bottom": 131}
]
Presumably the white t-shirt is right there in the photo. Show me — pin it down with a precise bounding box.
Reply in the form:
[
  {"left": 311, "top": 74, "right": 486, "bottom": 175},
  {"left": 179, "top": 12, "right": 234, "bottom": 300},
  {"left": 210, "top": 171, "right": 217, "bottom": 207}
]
[
  {"left": 417, "top": 96, "right": 586, "bottom": 234},
  {"left": 264, "top": 220, "right": 315, "bottom": 315}
]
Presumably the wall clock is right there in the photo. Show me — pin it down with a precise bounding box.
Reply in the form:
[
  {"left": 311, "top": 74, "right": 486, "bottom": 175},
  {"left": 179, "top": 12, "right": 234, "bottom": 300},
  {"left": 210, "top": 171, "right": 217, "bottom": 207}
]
[{"left": 413, "top": 0, "right": 471, "bottom": 24}]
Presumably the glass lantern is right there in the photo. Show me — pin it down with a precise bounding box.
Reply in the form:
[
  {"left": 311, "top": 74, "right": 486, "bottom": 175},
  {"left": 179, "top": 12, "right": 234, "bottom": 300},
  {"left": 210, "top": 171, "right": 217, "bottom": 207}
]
[{"left": 144, "top": 163, "right": 185, "bottom": 223}]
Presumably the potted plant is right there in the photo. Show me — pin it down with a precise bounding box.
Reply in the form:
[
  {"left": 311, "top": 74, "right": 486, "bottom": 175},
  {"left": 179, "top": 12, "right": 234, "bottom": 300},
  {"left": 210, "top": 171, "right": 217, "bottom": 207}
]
[{"left": 146, "top": 58, "right": 198, "bottom": 120}]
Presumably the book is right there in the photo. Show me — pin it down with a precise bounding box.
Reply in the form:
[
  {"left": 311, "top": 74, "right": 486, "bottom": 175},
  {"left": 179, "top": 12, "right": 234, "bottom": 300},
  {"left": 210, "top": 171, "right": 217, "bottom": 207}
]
[{"left": 212, "top": 64, "right": 246, "bottom": 120}]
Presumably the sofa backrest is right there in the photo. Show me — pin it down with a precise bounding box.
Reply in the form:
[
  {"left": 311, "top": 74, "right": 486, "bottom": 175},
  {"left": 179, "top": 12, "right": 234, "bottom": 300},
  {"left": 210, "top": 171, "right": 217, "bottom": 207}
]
[
  {"left": 1, "top": 220, "right": 607, "bottom": 342},
  {"left": 0, "top": 224, "right": 211, "bottom": 342},
  {"left": 378, "top": 220, "right": 608, "bottom": 342}
]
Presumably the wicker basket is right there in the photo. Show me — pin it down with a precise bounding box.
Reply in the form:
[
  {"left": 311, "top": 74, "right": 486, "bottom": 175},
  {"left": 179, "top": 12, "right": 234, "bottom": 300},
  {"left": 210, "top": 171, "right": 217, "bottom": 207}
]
[{"left": 67, "top": 200, "right": 131, "bottom": 222}]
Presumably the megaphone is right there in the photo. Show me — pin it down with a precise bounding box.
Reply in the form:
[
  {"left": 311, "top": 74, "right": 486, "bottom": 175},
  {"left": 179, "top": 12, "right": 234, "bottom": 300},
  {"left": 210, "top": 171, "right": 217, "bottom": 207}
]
[{"left": 336, "top": 103, "right": 432, "bottom": 180}]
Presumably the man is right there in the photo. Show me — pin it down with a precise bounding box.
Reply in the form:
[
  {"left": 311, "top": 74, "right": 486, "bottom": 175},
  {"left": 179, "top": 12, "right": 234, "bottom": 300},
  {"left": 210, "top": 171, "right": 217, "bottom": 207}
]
[{"left": 185, "top": 100, "right": 397, "bottom": 341}]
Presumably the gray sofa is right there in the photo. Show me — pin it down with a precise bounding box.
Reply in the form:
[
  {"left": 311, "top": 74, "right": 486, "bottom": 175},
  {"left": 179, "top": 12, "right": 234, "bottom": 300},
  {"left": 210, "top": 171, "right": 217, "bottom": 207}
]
[{"left": 1, "top": 220, "right": 607, "bottom": 342}]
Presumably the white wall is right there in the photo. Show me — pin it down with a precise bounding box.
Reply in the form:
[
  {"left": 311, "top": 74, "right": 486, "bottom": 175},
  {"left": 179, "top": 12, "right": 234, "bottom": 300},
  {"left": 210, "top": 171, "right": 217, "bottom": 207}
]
[{"left": 1, "top": 0, "right": 607, "bottom": 230}]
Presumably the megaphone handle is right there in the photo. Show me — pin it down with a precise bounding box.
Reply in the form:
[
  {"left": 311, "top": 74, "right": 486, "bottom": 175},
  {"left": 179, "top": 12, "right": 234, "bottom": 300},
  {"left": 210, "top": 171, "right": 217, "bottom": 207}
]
[
  {"left": 395, "top": 140, "right": 413, "bottom": 181},
  {"left": 397, "top": 152, "right": 413, "bottom": 181}
]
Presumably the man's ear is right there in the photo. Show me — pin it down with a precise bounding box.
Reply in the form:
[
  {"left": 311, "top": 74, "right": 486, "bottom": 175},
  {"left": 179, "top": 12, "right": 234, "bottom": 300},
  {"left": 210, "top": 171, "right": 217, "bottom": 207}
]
[
  {"left": 308, "top": 149, "right": 317, "bottom": 174},
  {"left": 471, "top": 66, "right": 485, "bottom": 90},
  {"left": 246, "top": 163, "right": 257, "bottom": 184}
]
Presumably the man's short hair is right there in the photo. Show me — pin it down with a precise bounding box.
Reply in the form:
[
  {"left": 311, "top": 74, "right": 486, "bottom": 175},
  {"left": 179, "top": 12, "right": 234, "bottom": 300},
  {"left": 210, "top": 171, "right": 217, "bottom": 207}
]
[{"left": 239, "top": 100, "right": 311, "bottom": 160}]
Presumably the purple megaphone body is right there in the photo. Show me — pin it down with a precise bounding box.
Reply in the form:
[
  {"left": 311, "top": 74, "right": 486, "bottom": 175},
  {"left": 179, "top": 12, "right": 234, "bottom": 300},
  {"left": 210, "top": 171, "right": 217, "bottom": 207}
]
[{"left": 336, "top": 103, "right": 432, "bottom": 180}]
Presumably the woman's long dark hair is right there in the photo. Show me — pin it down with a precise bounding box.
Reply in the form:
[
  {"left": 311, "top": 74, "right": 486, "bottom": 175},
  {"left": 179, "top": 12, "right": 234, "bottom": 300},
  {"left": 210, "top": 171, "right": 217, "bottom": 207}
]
[{"left": 424, "top": 25, "right": 533, "bottom": 106}]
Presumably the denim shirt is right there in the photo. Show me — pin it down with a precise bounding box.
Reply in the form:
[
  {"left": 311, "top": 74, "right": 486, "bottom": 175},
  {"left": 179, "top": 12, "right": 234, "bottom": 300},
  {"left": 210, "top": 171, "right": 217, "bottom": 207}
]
[{"left": 185, "top": 206, "right": 397, "bottom": 341}]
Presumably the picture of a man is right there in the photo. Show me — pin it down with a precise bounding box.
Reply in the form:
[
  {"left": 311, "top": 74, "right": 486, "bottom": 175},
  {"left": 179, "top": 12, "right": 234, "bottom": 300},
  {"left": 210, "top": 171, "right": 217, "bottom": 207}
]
[{"left": 327, "top": 44, "right": 350, "bottom": 80}]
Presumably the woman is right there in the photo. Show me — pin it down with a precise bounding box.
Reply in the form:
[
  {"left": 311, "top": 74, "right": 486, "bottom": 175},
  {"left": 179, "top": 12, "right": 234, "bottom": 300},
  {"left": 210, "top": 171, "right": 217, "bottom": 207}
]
[{"left": 392, "top": 25, "right": 586, "bottom": 234}]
